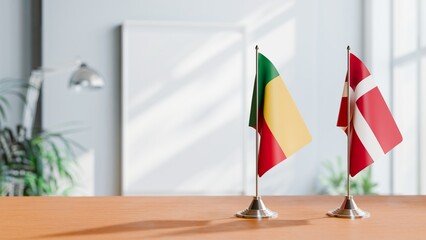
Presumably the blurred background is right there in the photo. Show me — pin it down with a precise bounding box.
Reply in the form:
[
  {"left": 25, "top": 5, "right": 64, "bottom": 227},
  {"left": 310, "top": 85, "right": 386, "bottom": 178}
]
[{"left": 0, "top": 0, "right": 424, "bottom": 196}]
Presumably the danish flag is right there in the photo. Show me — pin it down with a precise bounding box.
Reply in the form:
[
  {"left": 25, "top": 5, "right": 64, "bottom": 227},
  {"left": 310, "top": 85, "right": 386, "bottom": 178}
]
[{"left": 337, "top": 53, "right": 403, "bottom": 177}]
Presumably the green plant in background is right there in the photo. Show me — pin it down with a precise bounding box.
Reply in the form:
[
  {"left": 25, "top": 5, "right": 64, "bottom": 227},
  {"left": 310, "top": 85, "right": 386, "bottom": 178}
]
[
  {"left": 0, "top": 126, "right": 83, "bottom": 196},
  {"left": 319, "top": 156, "right": 378, "bottom": 195},
  {"left": 0, "top": 78, "right": 81, "bottom": 196}
]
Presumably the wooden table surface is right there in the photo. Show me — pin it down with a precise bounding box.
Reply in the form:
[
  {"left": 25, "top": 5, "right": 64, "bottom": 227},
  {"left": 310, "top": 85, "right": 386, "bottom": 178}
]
[{"left": 1, "top": 195, "right": 425, "bottom": 239}]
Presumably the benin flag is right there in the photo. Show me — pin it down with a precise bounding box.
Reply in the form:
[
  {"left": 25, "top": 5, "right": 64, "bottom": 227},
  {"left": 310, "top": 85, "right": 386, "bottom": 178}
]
[{"left": 249, "top": 53, "right": 311, "bottom": 177}]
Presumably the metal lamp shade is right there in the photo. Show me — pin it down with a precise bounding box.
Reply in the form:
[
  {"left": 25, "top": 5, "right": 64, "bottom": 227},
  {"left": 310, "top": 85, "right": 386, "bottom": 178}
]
[{"left": 69, "top": 63, "right": 104, "bottom": 90}]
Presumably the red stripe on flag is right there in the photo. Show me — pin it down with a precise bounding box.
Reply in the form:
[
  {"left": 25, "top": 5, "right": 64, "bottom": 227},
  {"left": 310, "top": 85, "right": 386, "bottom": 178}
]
[
  {"left": 349, "top": 53, "right": 371, "bottom": 89},
  {"left": 356, "top": 87, "right": 403, "bottom": 153},
  {"left": 337, "top": 96, "right": 348, "bottom": 127},
  {"left": 350, "top": 129, "right": 374, "bottom": 176},
  {"left": 257, "top": 111, "right": 287, "bottom": 177}
]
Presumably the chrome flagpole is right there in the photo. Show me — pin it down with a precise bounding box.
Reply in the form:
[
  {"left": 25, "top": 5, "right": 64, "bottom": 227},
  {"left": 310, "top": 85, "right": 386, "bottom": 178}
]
[
  {"left": 256, "top": 44, "right": 259, "bottom": 199},
  {"left": 327, "top": 46, "right": 369, "bottom": 219},
  {"left": 236, "top": 45, "right": 277, "bottom": 219}
]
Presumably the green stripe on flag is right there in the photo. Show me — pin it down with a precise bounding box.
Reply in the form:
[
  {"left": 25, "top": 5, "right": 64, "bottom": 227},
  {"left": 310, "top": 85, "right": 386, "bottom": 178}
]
[{"left": 249, "top": 53, "right": 280, "bottom": 127}]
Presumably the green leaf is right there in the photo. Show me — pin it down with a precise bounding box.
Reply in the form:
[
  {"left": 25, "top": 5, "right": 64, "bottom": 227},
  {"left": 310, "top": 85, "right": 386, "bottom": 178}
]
[
  {"left": 0, "top": 96, "right": 11, "bottom": 109},
  {"left": 24, "top": 173, "right": 37, "bottom": 195},
  {"left": 0, "top": 106, "right": 7, "bottom": 125}
]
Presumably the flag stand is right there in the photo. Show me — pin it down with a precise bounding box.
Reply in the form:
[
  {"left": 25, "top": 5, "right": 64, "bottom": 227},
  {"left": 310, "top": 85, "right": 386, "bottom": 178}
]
[
  {"left": 236, "top": 45, "right": 277, "bottom": 219},
  {"left": 236, "top": 196, "right": 277, "bottom": 218},
  {"left": 326, "top": 46, "right": 370, "bottom": 219}
]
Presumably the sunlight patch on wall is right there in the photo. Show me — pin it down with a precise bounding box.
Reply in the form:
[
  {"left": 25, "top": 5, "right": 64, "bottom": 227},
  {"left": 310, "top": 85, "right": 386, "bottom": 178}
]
[{"left": 240, "top": 0, "right": 294, "bottom": 30}]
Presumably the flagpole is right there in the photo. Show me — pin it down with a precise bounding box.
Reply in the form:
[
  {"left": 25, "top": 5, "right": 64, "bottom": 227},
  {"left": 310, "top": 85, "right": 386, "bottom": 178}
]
[
  {"left": 236, "top": 45, "right": 277, "bottom": 219},
  {"left": 255, "top": 45, "right": 259, "bottom": 198},
  {"left": 326, "top": 46, "right": 369, "bottom": 219},
  {"left": 346, "top": 46, "right": 351, "bottom": 198}
]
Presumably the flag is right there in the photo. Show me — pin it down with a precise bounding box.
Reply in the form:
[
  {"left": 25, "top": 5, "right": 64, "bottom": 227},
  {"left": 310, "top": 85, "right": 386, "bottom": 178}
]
[
  {"left": 249, "top": 53, "right": 311, "bottom": 177},
  {"left": 337, "top": 53, "right": 403, "bottom": 176}
]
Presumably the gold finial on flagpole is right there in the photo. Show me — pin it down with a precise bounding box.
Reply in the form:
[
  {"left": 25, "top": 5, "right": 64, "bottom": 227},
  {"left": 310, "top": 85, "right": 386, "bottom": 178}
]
[
  {"left": 327, "top": 46, "right": 370, "bottom": 219},
  {"left": 236, "top": 45, "right": 277, "bottom": 219}
]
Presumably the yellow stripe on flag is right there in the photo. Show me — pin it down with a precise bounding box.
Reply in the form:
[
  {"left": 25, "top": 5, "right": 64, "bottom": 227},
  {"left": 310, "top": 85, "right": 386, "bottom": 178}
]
[{"left": 263, "top": 76, "right": 312, "bottom": 156}]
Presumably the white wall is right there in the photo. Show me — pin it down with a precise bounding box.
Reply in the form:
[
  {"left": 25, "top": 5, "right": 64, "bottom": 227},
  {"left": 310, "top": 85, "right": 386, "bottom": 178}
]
[
  {"left": 42, "top": 0, "right": 363, "bottom": 195},
  {"left": 0, "top": 0, "right": 32, "bottom": 127}
]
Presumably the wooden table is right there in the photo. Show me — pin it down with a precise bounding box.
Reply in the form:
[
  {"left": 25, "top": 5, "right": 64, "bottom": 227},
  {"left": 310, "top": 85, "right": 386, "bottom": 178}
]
[{"left": 1, "top": 196, "right": 425, "bottom": 239}]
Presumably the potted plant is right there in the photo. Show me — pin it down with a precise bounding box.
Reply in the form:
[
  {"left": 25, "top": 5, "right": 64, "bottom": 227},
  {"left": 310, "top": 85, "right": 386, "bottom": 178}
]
[{"left": 0, "top": 78, "right": 81, "bottom": 196}]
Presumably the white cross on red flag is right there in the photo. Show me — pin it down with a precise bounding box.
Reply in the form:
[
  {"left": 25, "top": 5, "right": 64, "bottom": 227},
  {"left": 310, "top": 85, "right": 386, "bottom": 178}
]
[{"left": 337, "top": 53, "right": 403, "bottom": 177}]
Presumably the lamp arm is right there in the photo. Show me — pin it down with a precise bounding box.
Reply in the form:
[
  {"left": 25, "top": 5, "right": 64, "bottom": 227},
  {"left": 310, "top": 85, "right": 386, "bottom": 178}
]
[
  {"left": 21, "top": 72, "right": 43, "bottom": 137},
  {"left": 35, "top": 59, "right": 82, "bottom": 77},
  {"left": 21, "top": 59, "right": 81, "bottom": 137}
]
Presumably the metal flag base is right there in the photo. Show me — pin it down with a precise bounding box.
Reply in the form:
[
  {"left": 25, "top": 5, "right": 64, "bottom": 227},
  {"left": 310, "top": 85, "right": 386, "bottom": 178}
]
[
  {"left": 327, "top": 195, "right": 370, "bottom": 219},
  {"left": 236, "top": 196, "right": 278, "bottom": 219}
]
